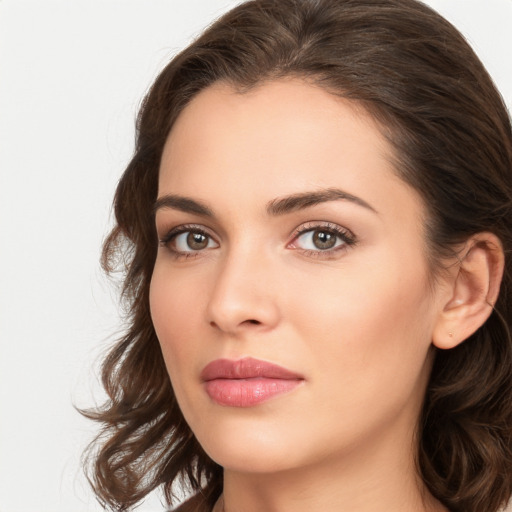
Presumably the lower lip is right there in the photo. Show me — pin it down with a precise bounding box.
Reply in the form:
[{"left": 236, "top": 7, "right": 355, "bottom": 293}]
[{"left": 204, "top": 378, "right": 302, "bottom": 407}]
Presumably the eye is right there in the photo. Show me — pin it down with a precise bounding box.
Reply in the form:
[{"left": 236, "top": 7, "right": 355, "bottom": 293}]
[
  {"left": 288, "top": 222, "right": 356, "bottom": 256},
  {"left": 159, "top": 225, "right": 219, "bottom": 256},
  {"left": 296, "top": 230, "right": 340, "bottom": 250}
]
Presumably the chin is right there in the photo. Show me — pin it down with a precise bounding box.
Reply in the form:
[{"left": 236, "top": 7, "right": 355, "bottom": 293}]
[
  {"left": 192, "top": 417, "right": 307, "bottom": 474},
  {"left": 207, "top": 445, "right": 297, "bottom": 475}
]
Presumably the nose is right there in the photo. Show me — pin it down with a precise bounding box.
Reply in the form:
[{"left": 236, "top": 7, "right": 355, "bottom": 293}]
[{"left": 206, "top": 250, "right": 281, "bottom": 335}]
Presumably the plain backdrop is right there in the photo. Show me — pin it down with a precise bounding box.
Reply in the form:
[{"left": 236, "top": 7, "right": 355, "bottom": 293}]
[{"left": 1, "top": 1, "right": 511, "bottom": 511}]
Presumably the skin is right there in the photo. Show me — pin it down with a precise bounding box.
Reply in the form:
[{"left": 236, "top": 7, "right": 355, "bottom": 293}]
[{"left": 150, "top": 79, "right": 456, "bottom": 511}]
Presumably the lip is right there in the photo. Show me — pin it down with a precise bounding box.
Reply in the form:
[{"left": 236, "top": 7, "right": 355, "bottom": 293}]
[{"left": 200, "top": 357, "right": 304, "bottom": 407}]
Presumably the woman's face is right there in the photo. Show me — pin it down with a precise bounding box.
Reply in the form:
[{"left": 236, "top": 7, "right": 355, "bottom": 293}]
[{"left": 150, "top": 80, "right": 447, "bottom": 474}]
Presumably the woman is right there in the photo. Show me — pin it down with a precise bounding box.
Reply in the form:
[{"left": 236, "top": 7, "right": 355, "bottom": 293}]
[{"left": 83, "top": 0, "right": 512, "bottom": 511}]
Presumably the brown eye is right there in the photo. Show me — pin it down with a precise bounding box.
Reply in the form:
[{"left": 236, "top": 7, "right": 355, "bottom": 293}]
[
  {"left": 164, "top": 228, "right": 219, "bottom": 254},
  {"left": 295, "top": 228, "right": 344, "bottom": 251},
  {"left": 312, "top": 230, "right": 337, "bottom": 250},
  {"left": 289, "top": 223, "right": 356, "bottom": 257},
  {"left": 187, "top": 232, "right": 209, "bottom": 250}
]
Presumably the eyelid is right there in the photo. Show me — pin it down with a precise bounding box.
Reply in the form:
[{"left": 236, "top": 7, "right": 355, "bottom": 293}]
[
  {"left": 291, "top": 221, "right": 355, "bottom": 239},
  {"left": 159, "top": 223, "right": 206, "bottom": 243},
  {"left": 157, "top": 220, "right": 356, "bottom": 260},
  {"left": 158, "top": 223, "right": 219, "bottom": 255},
  {"left": 287, "top": 221, "right": 357, "bottom": 254}
]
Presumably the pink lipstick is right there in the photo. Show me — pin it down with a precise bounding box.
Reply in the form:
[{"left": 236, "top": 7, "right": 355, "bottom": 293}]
[{"left": 201, "top": 357, "right": 304, "bottom": 407}]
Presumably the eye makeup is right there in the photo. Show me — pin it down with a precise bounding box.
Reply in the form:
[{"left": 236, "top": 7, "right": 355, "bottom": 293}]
[
  {"left": 159, "top": 223, "right": 219, "bottom": 260},
  {"left": 158, "top": 219, "right": 357, "bottom": 262},
  {"left": 287, "top": 221, "right": 357, "bottom": 260}
]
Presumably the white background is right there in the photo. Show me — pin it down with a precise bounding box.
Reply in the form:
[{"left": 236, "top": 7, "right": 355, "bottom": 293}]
[{"left": 1, "top": 1, "right": 511, "bottom": 511}]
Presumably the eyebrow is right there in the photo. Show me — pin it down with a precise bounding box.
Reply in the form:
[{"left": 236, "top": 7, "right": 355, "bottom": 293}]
[
  {"left": 153, "top": 194, "right": 214, "bottom": 217},
  {"left": 153, "top": 187, "right": 377, "bottom": 217},
  {"left": 266, "top": 188, "right": 377, "bottom": 216}
]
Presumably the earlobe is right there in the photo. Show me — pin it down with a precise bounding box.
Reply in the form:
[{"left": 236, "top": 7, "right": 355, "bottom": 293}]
[{"left": 432, "top": 233, "right": 504, "bottom": 350}]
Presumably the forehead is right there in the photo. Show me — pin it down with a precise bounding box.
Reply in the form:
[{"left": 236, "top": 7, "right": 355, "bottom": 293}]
[{"left": 158, "top": 79, "right": 424, "bottom": 225}]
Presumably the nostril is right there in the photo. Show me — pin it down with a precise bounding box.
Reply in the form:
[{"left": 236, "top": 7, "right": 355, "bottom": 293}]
[{"left": 209, "top": 319, "right": 261, "bottom": 330}]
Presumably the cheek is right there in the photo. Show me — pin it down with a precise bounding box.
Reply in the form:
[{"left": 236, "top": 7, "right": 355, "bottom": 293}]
[
  {"left": 288, "top": 248, "right": 432, "bottom": 334},
  {"left": 149, "top": 266, "right": 207, "bottom": 386},
  {"left": 279, "top": 261, "right": 434, "bottom": 457},
  {"left": 285, "top": 248, "right": 435, "bottom": 395}
]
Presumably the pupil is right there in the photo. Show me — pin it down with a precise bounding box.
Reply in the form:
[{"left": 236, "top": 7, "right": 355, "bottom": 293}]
[
  {"left": 187, "top": 232, "right": 208, "bottom": 250},
  {"left": 313, "top": 231, "right": 336, "bottom": 250}
]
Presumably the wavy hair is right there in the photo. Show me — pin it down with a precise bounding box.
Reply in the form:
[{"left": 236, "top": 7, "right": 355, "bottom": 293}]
[{"left": 83, "top": 1, "right": 512, "bottom": 511}]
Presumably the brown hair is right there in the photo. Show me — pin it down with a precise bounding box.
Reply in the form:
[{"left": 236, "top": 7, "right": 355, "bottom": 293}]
[{"left": 83, "top": 1, "right": 512, "bottom": 511}]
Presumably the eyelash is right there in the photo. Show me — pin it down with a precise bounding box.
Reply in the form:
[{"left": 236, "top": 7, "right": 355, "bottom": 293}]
[
  {"left": 158, "top": 222, "right": 357, "bottom": 260},
  {"left": 159, "top": 224, "right": 215, "bottom": 260},
  {"left": 289, "top": 222, "right": 357, "bottom": 259}
]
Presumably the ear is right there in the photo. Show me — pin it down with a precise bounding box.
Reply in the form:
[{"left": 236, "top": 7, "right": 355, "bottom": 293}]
[{"left": 432, "top": 233, "right": 504, "bottom": 350}]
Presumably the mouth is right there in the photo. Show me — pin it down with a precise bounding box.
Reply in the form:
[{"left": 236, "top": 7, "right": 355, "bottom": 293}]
[{"left": 200, "top": 357, "right": 304, "bottom": 407}]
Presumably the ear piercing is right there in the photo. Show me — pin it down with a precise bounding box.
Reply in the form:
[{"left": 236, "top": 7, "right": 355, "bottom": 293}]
[{"left": 448, "top": 332, "right": 454, "bottom": 338}]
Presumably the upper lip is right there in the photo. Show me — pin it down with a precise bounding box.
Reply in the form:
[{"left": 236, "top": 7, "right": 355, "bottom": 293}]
[{"left": 200, "top": 357, "right": 303, "bottom": 381}]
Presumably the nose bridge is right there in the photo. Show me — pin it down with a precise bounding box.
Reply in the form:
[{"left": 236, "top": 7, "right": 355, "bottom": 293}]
[{"left": 206, "top": 240, "right": 280, "bottom": 333}]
